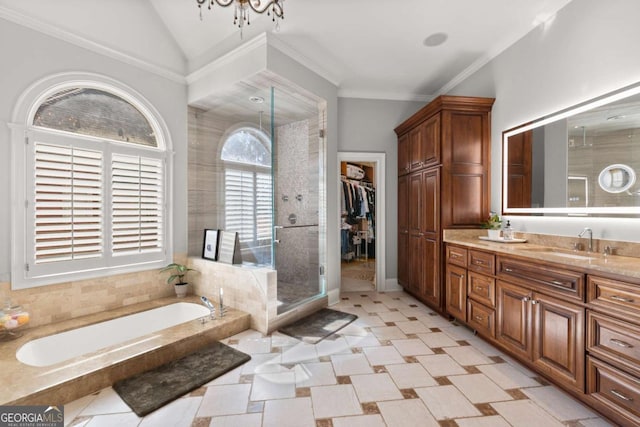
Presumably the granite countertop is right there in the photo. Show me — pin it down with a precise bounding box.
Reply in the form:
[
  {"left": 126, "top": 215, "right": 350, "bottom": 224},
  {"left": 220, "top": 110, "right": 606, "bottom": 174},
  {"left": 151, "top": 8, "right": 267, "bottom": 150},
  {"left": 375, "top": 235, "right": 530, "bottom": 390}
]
[{"left": 444, "top": 229, "right": 640, "bottom": 280}]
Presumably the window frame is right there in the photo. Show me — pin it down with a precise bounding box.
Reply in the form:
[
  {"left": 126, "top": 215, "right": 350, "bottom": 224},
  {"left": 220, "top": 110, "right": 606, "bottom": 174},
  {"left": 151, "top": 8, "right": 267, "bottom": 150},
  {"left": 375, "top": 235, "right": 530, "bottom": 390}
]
[{"left": 10, "top": 73, "right": 173, "bottom": 289}]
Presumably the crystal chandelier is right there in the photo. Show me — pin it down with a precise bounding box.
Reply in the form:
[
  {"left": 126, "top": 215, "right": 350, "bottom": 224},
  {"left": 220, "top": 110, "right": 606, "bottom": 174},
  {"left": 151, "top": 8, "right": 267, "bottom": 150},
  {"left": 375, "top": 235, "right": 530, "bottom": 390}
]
[{"left": 196, "top": 0, "right": 284, "bottom": 36}]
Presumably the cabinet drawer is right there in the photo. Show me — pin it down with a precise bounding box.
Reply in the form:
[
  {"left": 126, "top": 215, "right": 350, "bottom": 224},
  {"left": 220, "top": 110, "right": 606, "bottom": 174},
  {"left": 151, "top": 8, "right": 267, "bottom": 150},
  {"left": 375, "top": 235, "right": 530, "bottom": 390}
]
[
  {"left": 588, "top": 275, "right": 640, "bottom": 323},
  {"left": 468, "top": 271, "right": 495, "bottom": 307},
  {"left": 587, "top": 311, "right": 640, "bottom": 377},
  {"left": 497, "top": 256, "right": 584, "bottom": 302},
  {"left": 467, "top": 299, "right": 495, "bottom": 338},
  {"left": 446, "top": 245, "right": 467, "bottom": 267},
  {"left": 587, "top": 356, "right": 640, "bottom": 424},
  {"left": 468, "top": 250, "right": 495, "bottom": 275}
]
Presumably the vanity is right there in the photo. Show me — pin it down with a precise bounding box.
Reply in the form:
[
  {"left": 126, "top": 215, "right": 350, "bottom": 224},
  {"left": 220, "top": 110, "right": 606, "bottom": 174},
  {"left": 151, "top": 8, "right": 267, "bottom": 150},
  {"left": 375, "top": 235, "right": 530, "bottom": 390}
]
[{"left": 444, "top": 230, "right": 640, "bottom": 426}]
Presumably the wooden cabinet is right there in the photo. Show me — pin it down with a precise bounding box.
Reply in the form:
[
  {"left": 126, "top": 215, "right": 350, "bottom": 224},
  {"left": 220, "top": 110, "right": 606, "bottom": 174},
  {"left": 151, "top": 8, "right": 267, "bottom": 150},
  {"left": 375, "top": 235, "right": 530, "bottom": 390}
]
[
  {"left": 445, "top": 264, "right": 467, "bottom": 321},
  {"left": 586, "top": 274, "right": 640, "bottom": 426},
  {"left": 395, "top": 96, "right": 494, "bottom": 311},
  {"left": 496, "top": 280, "right": 533, "bottom": 360}
]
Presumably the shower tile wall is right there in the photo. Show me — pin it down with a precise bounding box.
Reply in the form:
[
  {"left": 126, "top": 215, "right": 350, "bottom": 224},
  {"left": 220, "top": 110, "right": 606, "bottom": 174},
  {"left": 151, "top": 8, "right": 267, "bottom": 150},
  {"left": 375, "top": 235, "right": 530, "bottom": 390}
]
[
  {"left": 275, "top": 118, "right": 320, "bottom": 287},
  {"left": 187, "top": 107, "right": 232, "bottom": 256}
]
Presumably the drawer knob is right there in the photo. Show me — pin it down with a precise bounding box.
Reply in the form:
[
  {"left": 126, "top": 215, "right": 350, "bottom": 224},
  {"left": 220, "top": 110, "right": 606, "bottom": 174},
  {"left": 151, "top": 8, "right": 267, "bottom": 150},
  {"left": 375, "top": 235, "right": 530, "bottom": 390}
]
[
  {"left": 531, "top": 300, "right": 539, "bottom": 305},
  {"left": 610, "top": 295, "right": 635, "bottom": 303},
  {"left": 475, "top": 286, "right": 484, "bottom": 291},
  {"left": 610, "top": 389, "right": 633, "bottom": 402},
  {"left": 610, "top": 338, "right": 633, "bottom": 348},
  {"left": 474, "top": 315, "right": 484, "bottom": 321},
  {"left": 504, "top": 268, "right": 513, "bottom": 272},
  {"left": 550, "top": 280, "right": 566, "bottom": 286},
  {"left": 522, "top": 296, "right": 531, "bottom": 302}
]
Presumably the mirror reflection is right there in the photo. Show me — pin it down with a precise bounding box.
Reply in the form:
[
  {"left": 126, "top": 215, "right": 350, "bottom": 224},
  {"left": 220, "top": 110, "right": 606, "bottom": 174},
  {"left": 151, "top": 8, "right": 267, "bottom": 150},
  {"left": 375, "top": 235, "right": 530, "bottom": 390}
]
[{"left": 503, "top": 84, "right": 640, "bottom": 216}]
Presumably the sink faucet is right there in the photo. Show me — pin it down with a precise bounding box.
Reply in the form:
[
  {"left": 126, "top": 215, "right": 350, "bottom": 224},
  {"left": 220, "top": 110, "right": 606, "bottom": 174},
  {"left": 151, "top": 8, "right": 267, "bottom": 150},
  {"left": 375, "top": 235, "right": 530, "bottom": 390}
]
[
  {"left": 200, "top": 295, "right": 216, "bottom": 319},
  {"left": 578, "top": 227, "right": 593, "bottom": 252}
]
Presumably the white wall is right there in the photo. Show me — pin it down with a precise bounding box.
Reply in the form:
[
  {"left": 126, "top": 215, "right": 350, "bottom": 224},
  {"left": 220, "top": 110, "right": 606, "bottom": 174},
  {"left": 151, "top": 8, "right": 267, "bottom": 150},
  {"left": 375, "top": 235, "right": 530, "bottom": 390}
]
[
  {"left": 338, "top": 98, "right": 423, "bottom": 279},
  {"left": 0, "top": 18, "right": 188, "bottom": 282},
  {"left": 448, "top": 0, "right": 640, "bottom": 241}
]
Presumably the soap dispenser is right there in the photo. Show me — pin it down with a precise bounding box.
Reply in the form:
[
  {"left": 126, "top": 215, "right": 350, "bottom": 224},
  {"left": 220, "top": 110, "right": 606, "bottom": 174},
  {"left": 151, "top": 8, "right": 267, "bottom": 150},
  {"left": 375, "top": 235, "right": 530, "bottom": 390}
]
[{"left": 503, "top": 220, "right": 513, "bottom": 240}]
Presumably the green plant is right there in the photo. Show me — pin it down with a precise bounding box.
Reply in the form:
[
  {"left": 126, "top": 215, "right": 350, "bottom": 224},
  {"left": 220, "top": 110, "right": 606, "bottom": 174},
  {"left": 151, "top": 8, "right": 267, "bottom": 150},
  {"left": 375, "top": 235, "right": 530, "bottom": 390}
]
[
  {"left": 482, "top": 213, "right": 502, "bottom": 230},
  {"left": 160, "top": 263, "right": 197, "bottom": 285}
]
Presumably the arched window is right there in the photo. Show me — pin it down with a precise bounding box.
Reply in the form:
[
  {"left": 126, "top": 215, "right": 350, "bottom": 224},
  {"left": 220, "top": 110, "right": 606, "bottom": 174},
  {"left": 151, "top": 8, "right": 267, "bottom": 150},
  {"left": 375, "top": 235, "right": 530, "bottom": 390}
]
[
  {"left": 221, "top": 127, "right": 272, "bottom": 263},
  {"left": 11, "top": 76, "right": 170, "bottom": 289}
]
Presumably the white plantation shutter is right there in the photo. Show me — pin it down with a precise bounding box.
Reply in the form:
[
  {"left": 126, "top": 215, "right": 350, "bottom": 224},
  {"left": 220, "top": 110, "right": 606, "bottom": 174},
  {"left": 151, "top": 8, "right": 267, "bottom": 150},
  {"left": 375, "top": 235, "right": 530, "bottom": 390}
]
[
  {"left": 112, "top": 154, "right": 163, "bottom": 255},
  {"left": 225, "top": 168, "right": 272, "bottom": 244},
  {"left": 34, "top": 142, "right": 103, "bottom": 263}
]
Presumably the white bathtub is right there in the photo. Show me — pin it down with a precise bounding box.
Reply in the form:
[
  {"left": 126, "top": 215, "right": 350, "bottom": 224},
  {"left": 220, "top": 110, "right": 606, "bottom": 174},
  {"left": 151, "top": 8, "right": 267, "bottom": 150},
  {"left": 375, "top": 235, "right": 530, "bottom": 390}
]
[{"left": 16, "top": 302, "right": 211, "bottom": 367}]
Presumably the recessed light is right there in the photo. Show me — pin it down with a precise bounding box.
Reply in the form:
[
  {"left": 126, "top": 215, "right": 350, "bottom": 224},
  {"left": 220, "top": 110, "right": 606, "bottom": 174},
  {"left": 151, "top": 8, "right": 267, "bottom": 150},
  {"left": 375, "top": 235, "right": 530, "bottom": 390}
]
[
  {"left": 249, "top": 96, "right": 265, "bottom": 104},
  {"left": 423, "top": 32, "right": 448, "bottom": 47}
]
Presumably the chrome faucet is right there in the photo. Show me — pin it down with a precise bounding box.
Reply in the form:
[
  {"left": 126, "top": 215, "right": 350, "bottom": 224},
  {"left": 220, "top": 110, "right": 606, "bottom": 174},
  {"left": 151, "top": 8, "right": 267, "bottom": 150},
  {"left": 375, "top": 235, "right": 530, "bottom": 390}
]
[
  {"left": 200, "top": 295, "right": 216, "bottom": 319},
  {"left": 578, "top": 227, "right": 593, "bottom": 252}
]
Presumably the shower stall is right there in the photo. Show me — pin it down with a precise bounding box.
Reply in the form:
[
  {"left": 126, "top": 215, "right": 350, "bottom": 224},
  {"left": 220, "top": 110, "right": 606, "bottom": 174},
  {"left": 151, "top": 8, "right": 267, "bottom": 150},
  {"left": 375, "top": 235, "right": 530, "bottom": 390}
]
[{"left": 187, "top": 74, "right": 326, "bottom": 314}]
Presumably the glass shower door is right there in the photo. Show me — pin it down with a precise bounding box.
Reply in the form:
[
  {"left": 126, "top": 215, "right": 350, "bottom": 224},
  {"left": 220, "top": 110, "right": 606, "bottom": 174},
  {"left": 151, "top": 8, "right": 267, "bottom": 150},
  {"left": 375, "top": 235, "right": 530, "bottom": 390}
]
[{"left": 270, "top": 87, "right": 325, "bottom": 313}]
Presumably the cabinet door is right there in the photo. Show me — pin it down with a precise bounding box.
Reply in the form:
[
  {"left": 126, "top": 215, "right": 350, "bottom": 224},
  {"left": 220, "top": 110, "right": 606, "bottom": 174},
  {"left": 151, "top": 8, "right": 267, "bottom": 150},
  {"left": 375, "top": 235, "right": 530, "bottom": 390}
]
[
  {"left": 398, "top": 133, "right": 410, "bottom": 176},
  {"left": 446, "top": 264, "right": 467, "bottom": 321},
  {"left": 420, "top": 168, "right": 441, "bottom": 308},
  {"left": 496, "top": 280, "right": 533, "bottom": 360},
  {"left": 408, "top": 172, "right": 422, "bottom": 236},
  {"left": 397, "top": 175, "right": 409, "bottom": 287},
  {"left": 409, "top": 125, "right": 424, "bottom": 171},
  {"left": 506, "top": 130, "right": 532, "bottom": 209},
  {"left": 421, "top": 114, "right": 441, "bottom": 167},
  {"left": 533, "top": 293, "right": 585, "bottom": 392}
]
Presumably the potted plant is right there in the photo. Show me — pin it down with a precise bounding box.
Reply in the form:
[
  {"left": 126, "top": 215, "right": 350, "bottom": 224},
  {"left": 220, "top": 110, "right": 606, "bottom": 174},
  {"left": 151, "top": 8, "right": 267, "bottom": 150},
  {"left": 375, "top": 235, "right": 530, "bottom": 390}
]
[
  {"left": 160, "top": 263, "right": 197, "bottom": 298},
  {"left": 482, "top": 212, "right": 502, "bottom": 239}
]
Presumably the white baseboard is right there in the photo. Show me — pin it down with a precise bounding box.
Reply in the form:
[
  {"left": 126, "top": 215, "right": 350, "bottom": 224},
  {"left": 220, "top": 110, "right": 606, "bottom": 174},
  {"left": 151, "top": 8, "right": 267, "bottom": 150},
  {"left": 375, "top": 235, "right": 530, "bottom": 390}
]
[
  {"left": 327, "top": 287, "right": 341, "bottom": 305},
  {"left": 383, "top": 278, "right": 403, "bottom": 292}
]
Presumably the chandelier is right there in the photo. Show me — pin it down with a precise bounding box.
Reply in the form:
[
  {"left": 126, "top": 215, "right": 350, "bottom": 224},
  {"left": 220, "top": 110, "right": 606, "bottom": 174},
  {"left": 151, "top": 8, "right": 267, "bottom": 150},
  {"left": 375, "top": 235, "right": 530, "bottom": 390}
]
[{"left": 196, "top": 0, "right": 284, "bottom": 35}]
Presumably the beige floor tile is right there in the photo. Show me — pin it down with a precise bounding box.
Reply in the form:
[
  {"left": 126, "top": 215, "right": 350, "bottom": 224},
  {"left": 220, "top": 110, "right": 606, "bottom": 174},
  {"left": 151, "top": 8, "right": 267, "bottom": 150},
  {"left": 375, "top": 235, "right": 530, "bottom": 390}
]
[
  {"left": 139, "top": 397, "right": 201, "bottom": 427},
  {"left": 79, "top": 388, "right": 131, "bottom": 416},
  {"left": 370, "top": 325, "right": 408, "bottom": 340},
  {"left": 492, "top": 400, "right": 565, "bottom": 427},
  {"left": 465, "top": 337, "right": 507, "bottom": 357},
  {"left": 331, "top": 414, "right": 386, "bottom": 427},
  {"left": 352, "top": 314, "right": 386, "bottom": 328},
  {"left": 64, "top": 393, "right": 98, "bottom": 426},
  {"left": 331, "top": 353, "right": 374, "bottom": 376},
  {"left": 350, "top": 373, "right": 403, "bottom": 402},
  {"left": 416, "top": 315, "right": 453, "bottom": 328},
  {"left": 310, "top": 384, "right": 362, "bottom": 418},
  {"left": 270, "top": 332, "right": 300, "bottom": 348},
  {"left": 416, "top": 332, "right": 459, "bottom": 348},
  {"left": 249, "top": 372, "right": 296, "bottom": 401},
  {"left": 444, "top": 346, "right": 494, "bottom": 366},
  {"left": 377, "top": 398, "right": 440, "bottom": 427},
  {"left": 210, "top": 413, "right": 262, "bottom": 427},
  {"left": 395, "top": 320, "right": 431, "bottom": 334},
  {"left": 378, "top": 311, "right": 409, "bottom": 322},
  {"left": 315, "top": 336, "right": 352, "bottom": 357},
  {"left": 360, "top": 302, "right": 390, "bottom": 314},
  {"left": 448, "top": 373, "right": 513, "bottom": 403},
  {"left": 415, "top": 385, "right": 481, "bottom": 420},
  {"left": 263, "top": 397, "right": 315, "bottom": 427},
  {"left": 198, "top": 384, "right": 251, "bottom": 417},
  {"left": 385, "top": 363, "right": 437, "bottom": 389},
  {"left": 280, "top": 342, "right": 319, "bottom": 364},
  {"left": 455, "top": 415, "right": 512, "bottom": 427},
  {"left": 343, "top": 332, "right": 381, "bottom": 348},
  {"left": 477, "top": 363, "right": 541, "bottom": 389},
  {"left": 439, "top": 325, "right": 477, "bottom": 340},
  {"left": 523, "top": 386, "right": 599, "bottom": 421},
  {"left": 363, "top": 345, "right": 405, "bottom": 365},
  {"left": 294, "top": 362, "right": 337, "bottom": 387},
  {"left": 82, "top": 412, "right": 140, "bottom": 427},
  {"left": 237, "top": 337, "right": 272, "bottom": 354},
  {"left": 207, "top": 365, "right": 243, "bottom": 386},
  {"left": 578, "top": 417, "right": 617, "bottom": 427},
  {"left": 240, "top": 353, "right": 284, "bottom": 375},
  {"left": 390, "top": 338, "right": 434, "bottom": 356},
  {"left": 416, "top": 354, "right": 467, "bottom": 377}
]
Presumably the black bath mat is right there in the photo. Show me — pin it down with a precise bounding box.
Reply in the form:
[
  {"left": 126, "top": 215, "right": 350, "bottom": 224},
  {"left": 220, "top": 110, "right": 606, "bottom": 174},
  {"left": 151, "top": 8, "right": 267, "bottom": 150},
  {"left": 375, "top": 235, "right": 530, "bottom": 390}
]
[
  {"left": 279, "top": 308, "right": 358, "bottom": 344},
  {"left": 113, "top": 341, "right": 251, "bottom": 417}
]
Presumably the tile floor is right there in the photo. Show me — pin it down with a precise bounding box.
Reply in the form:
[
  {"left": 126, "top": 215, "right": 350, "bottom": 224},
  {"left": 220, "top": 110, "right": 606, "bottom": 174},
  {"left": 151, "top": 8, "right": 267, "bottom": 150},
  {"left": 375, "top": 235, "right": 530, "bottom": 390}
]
[{"left": 64, "top": 291, "right": 615, "bottom": 427}]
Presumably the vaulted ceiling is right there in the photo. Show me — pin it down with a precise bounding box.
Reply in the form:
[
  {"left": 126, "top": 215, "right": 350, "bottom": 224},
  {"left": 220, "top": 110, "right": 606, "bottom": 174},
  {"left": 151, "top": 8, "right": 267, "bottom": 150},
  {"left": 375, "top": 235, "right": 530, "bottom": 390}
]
[{"left": 0, "top": 0, "right": 572, "bottom": 101}]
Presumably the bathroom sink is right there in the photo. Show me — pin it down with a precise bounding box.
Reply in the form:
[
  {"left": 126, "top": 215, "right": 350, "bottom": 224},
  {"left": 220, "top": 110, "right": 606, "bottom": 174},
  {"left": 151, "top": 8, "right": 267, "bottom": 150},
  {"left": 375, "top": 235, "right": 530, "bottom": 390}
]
[{"left": 523, "top": 247, "right": 596, "bottom": 261}]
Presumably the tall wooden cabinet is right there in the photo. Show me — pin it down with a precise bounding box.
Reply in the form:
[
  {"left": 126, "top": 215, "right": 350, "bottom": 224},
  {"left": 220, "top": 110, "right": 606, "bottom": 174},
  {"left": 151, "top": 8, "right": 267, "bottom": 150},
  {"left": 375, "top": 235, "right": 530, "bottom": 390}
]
[{"left": 395, "top": 96, "right": 494, "bottom": 311}]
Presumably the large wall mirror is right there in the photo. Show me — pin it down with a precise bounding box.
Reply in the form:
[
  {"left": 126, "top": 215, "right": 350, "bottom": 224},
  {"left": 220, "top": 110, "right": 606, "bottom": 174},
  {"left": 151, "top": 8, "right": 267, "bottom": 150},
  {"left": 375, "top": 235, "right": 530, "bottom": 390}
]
[{"left": 503, "top": 82, "right": 640, "bottom": 216}]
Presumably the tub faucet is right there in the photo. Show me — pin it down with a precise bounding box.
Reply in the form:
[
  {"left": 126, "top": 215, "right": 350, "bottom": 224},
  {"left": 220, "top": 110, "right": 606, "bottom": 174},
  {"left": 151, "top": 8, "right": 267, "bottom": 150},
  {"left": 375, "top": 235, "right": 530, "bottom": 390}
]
[
  {"left": 578, "top": 227, "right": 593, "bottom": 252},
  {"left": 200, "top": 295, "right": 216, "bottom": 319}
]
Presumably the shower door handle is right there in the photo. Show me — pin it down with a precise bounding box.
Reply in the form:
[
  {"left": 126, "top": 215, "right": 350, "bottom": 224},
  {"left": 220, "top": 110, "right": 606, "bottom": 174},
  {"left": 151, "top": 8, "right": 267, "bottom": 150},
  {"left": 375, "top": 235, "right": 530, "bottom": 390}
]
[{"left": 274, "top": 225, "right": 283, "bottom": 244}]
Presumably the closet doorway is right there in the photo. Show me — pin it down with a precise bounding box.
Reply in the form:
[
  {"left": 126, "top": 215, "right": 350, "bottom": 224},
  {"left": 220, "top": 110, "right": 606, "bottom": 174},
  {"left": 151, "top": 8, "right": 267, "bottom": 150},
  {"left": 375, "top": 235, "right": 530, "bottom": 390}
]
[{"left": 337, "top": 152, "right": 386, "bottom": 293}]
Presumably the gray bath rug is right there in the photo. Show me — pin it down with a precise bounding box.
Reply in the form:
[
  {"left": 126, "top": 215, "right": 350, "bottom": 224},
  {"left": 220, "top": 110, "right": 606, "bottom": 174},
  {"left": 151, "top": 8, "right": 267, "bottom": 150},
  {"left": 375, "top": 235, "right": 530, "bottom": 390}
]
[
  {"left": 113, "top": 341, "right": 251, "bottom": 417},
  {"left": 278, "top": 308, "right": 358, "bottom": 344}
]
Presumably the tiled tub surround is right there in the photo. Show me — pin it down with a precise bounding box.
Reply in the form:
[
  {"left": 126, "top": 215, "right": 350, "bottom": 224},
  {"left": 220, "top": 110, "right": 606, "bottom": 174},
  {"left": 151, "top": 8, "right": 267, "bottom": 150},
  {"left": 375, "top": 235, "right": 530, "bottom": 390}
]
[
  {"left": 189, "top": 257, "right": 327, "bottom": 335},
  {"left": 0, "top": 296, "right": 250, "bottom": 406}
]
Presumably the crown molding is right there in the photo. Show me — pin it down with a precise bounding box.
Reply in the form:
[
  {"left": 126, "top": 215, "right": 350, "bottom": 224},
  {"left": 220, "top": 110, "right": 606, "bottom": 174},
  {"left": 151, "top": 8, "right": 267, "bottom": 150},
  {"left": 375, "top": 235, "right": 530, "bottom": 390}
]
[
  {"left": 185, "top": 32, "right": 269, "bottom": 84},
  {"left": 0, "top": 6, "right": 186, "bottom": 84},
  {"left": 338, "top": 88, "right": 432, "bottom": 103}
]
